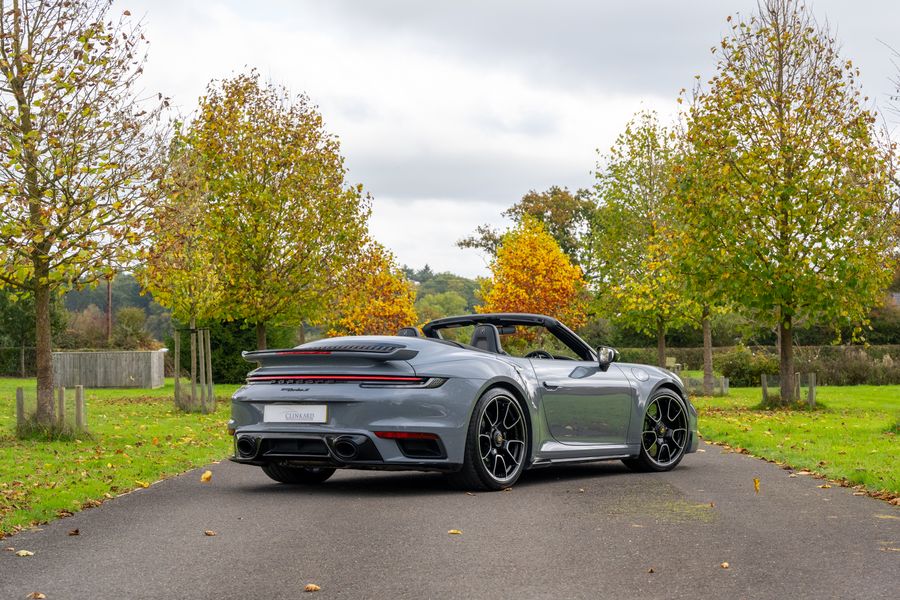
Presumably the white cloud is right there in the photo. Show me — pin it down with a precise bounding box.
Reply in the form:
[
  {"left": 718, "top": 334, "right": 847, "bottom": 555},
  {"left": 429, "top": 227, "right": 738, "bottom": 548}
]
[{"left": 114, "top": 0, "right": 900, "bottom": 277}]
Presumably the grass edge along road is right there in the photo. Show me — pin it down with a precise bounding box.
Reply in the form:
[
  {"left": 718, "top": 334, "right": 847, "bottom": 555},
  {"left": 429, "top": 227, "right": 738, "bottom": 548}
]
[
  {"left": 1, "top": 378, "right": 898, "bottom": 537},
  {"left": 0, "top": 378, "right": 240, "bottom": 537},
  {"left": 693, "top": 385, "right": 899, "bottom": 501}
]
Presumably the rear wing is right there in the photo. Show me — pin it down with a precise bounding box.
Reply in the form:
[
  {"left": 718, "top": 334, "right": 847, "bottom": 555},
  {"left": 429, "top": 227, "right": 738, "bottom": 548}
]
[{"left": 242, "top": 342, "right": 418, "bottom": 365}]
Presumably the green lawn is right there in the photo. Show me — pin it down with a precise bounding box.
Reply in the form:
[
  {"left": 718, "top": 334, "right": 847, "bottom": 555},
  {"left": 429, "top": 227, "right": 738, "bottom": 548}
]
[
  {"left": 694, "top": 385, "right": 899, "bottom": 495},
  {"left": 0, "top": 378, "right": 241, "bottom": 537}
]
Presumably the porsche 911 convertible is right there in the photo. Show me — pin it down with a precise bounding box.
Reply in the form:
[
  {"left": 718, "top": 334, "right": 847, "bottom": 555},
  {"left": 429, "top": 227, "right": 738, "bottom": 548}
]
[{"left": 228, "top": 313, "right": 699, "bottom": 490}]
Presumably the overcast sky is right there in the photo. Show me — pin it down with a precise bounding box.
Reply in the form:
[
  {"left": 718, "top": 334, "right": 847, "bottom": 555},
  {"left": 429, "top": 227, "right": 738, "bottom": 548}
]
[{"left": 112, "top": 0, "right": 900, "bottom": 278}]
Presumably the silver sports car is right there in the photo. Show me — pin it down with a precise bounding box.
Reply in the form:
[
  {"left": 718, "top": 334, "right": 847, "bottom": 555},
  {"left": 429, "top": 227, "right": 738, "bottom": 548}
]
[{"left": 228, "top": 313, "right": 699, "bottom": 490}]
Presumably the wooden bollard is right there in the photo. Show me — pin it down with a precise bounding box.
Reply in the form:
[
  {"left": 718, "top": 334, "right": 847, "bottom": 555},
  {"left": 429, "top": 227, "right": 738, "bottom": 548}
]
[
  {"left": 16, "top": 387, "right": 25, "bottom": 429},
  {"left": 807, "top": 373, "right": 816, "bottom": 409},
  {"left": 723, "top": 377, "right": 729, "bottom": 396},
  {"left": 57, "top": 386, "right": 66, "bottom": 428},
  {"left": 761, "top": 373, "right": 769, "bottom": 403},
  {"left": 75, "top": 385, "right": 85, "bottom": 431}
]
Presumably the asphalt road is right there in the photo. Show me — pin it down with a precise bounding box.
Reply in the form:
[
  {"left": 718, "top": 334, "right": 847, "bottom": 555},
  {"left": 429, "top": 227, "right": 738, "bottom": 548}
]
[{"left": 1, "top": 443, "right": 897, "bottom": 600}]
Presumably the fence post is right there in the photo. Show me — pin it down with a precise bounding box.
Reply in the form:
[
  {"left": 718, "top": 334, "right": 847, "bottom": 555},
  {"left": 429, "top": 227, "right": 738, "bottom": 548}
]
[
  {"left": 57, "top": 386, "right": 66, "bottom": 428},
  {"left": 761, "top": 373, "right": 769, "bottom": 404},
  {"left": 75, "top": 385, "right": 85, "bottom": 431},
  {"left": 723, "top": 377, "right": 729, "bottom": 396},
  {"left": 794, "top": 372, "right": 801, "bottom": 402},
  {"left": 16, "top": 387, "right": 25, "bottom": 429},
  {"left": 807, "top": 373, "right": 816, "bottom": 409}
]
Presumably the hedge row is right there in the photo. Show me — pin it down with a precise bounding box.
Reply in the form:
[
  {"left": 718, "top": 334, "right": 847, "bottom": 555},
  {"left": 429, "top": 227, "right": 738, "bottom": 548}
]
[{"left": 618, "top": 345, "right": 900, "bottom": 386}]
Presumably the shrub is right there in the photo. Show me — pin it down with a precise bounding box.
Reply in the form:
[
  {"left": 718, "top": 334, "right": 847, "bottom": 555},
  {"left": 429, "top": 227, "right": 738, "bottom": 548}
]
[{"left": 713, "top": 345, "right": 778, "bottom": 387}]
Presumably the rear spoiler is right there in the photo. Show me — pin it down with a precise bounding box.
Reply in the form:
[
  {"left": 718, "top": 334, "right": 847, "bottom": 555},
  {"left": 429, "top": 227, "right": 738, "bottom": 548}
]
[{"left": 242, "top": 343, "right": 418, "bottom": 364}]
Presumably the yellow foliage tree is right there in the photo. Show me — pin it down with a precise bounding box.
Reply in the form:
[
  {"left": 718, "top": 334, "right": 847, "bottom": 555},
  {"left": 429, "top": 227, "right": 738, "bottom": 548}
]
[
  {"left": 327, "top": 241, "right": 418, "bottom": 336},
  {"left": 478, "top": 216, "right": 587, "bottom": 327}
]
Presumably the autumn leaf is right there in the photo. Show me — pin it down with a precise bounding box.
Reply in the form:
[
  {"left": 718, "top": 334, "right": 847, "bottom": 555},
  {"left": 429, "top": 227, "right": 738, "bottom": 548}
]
[
  {"left": 304, "top": 584, "right": 321, "bottom": 593},
  {"left": 448, "top": 529, "right": 462, "bottom": 535},
  {"left": 204, "top": 530, "right": 217, "bottom": 536},
  {"left": 200, "top": 470, "right": 212, "bottom": 483},
  {"left": 136, "top": 481, "right": 149, "bottom": 489},
  {"left": 720, "top": 562, "right": 730, "bottom": 569},
  {"left": 753, "top": 478, "right": 760, "bottom": 494},
  {"left": 817, "top": 484, "right": 832, "bottom": 489},
  {"left": 647, "top": 567, "right": 655, "bottom": 574},
  {"left": 26, "top": 593, "right": 46, "bottom": 599},
  {"left": 67, "top": 529, "right": 80, "bottom": 536},
  {"left": 16, "top": 550, "right": 34, "bottom": 557}
]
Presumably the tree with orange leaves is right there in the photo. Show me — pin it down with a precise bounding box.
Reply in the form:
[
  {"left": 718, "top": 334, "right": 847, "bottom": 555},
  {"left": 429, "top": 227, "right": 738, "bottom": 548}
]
[
  {"left": 478, "top": 216, "right": 587, "bottom": 327},
  {"left": 326, "top": 240, "right": 417, "bottom": 336}
]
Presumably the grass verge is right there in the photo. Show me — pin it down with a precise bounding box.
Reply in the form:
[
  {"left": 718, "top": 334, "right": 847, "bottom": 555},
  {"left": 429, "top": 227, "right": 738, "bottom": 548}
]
[
  {"left": 693, "top": 385, "right": 899, "bottom": 497},
  {"left": 0, "top": 377, "right": 240, "bottom": 537}
]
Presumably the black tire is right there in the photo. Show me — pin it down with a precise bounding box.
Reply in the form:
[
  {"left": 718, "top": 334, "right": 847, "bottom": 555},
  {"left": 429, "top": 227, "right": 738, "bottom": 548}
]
[
  {"left": 446, "top": 388, "right": 528, "bottom": 491},
  {"left": 261, "top": 464, "right": 336, "bottom": 484},
  {"left": 622, "top": 389, "right": 689, "bottom": 473}
]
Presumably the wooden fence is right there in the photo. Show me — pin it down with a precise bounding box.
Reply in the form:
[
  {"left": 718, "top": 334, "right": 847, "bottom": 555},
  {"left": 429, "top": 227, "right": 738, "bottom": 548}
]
[{"left": 52, "top": 350, "right": 166, "bottom": 389}]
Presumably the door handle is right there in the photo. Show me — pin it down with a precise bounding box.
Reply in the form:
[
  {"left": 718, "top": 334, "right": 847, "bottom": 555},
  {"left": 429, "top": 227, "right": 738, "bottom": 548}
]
[{"left": 542, "top": 382, "right": 559, "bottom": 391}]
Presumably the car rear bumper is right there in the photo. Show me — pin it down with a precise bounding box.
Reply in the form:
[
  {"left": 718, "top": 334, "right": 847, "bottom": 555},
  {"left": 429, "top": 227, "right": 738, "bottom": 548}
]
[{"left": 229, "top": 428, "right": 462, "bottom": 472}]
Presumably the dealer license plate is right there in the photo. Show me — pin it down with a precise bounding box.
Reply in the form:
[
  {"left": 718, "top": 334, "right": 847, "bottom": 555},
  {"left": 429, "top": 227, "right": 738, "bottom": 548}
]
[{"left": 263, "top": 404, "right": 328, "bottom": 424}]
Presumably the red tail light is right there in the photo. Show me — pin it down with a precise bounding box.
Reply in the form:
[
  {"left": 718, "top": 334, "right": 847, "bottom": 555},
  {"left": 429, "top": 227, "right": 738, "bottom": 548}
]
[{"left": 374, "top": 431, "right": 439, "bottom": 440}]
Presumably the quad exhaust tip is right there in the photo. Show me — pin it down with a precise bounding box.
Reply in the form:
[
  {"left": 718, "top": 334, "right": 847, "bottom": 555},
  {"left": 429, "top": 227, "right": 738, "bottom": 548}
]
[
  {"left": 236, "top": 436, "right": 258, "bottom": 458},
  {"left": 332, "top": 436, "right": 360, "bottom": 460}
]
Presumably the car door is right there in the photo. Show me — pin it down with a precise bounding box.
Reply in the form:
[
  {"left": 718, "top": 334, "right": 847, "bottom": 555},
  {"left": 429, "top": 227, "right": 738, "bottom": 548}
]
[{"left": 530, "top": 359, "right": 634, "bottom": 445}]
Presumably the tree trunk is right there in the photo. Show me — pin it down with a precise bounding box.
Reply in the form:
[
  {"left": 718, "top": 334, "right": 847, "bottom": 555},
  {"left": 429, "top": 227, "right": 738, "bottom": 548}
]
[
  {"left": 779, "top": 313, "right": 794, "bottom": 405},
  {"left": 197, "top": 327, "right": 207, "bottom": 410},
  {"left": 702, "top": 306, "right": 713, "bottom": 396},
  {"left": 173, "top": 328, "right": 181, "bottom": 410},
  {"left": 190, "top": 317, "right": 197, "bottom": 410},
  {"left": 34, "top": 277, "right": 54, "bottom": 426},
  {"left": 205, "top": 328, "right": 214, "bottom": 409},
  {"left": 656, "top": 318, "right": 666, "bottom": 368},
  {"left": 106, "top": 276, "right": 113, "bottom": 346},
  {"left": 256, "top": 322, "right": 267, "bottom": 350}
]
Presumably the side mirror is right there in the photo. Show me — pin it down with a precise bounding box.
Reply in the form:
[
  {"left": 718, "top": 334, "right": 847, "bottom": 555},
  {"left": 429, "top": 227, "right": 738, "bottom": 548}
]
[{"left": 597, "top": 346, "right": 619, "bottom": 372}]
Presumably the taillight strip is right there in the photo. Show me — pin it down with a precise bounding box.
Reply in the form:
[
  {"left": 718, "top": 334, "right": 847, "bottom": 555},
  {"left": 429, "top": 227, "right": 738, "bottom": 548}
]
[{"left": 247, "top": 375, "right": 425, "bottom": 383}]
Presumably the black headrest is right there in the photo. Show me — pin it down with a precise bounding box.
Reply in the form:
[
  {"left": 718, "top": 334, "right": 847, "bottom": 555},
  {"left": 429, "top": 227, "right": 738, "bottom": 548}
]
[
  {"left": 397, "top": 327, "right": 421, "bottom": 337},
  {"left": 470, "top": 323, "right": 502, "bottom": 354}
]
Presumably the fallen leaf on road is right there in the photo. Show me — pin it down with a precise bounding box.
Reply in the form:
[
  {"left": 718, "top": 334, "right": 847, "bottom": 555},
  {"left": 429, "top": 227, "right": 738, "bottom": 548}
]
[
  {"left": 15, "top": 550, "right": 34, "bottom": 557},
  {"left": 3, "top": 547, "right": 14, "bottom": 552},
  {"left": 788, "top": 474, "right": 797, "bottom": 478},
  {"left": 720, "top": 562, "right": 730, "bottom": 569},
  {"left": 136, "top": 481, "right": 149, "bottom": 489},
  {"left": 875, "top": 514, "right": 899, "bottom": 520},
  {"left": 709, "top": 502, "right": 716, "bottom": 508},
  {"left": 26, "top": 593, "right": 46, "bottom": 599},
  {"left": 67, "top": 529, "right": 79, "bottom": 536},
  {"left": 852, "top": 491, "right": 866, "bottom": 496},
  {"left": 465, "top": 492, "right": 475, "bottom": 497},
  {"left": 753, "top": 478, "right": 760, "bottom": 494},
  {"left": 578, "top": 488, "right": 585, "bottom": 493},
  {"left": 817, "top": 484, "right": 832, "bottom": 489},
  {"left": 204, "top": 530, "right": 217, "bottom": 536},
  {"left": 502, "top": 487, "right": 513, "bottom": 492},
  {"left": 889, "top": 498, "right": 900, "bottom": 506},
  {"left": 647, "top": 567, "right": 655, "bottom": 573},
  {"left": 448, "top": 529, "right": 462, "bottom": 535},
  {"left": 304, "top": 584, "right": 321, "bottom": 592},
  {"left": 880, "top": 547, "right": 900, "bottom": 553},
  {"left": 697, "top": 448, "right": 706, "bottom": 452},
  {"left": 200, "top": 470, "right": 213, "bottom": 483},
  {"left": 796, "top": 470, "right": 812, "bottom": 476}
]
